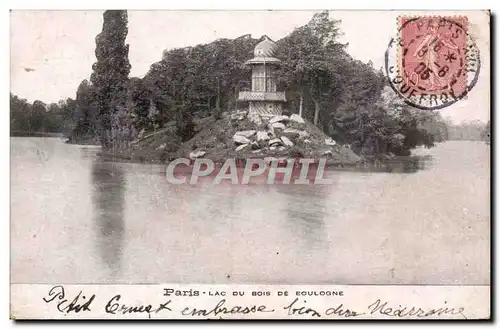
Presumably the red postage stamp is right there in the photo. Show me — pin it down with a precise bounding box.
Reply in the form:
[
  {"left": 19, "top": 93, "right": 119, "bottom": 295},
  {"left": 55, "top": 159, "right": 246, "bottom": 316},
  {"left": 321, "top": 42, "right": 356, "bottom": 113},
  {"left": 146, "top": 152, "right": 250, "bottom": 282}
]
[
  {"left": 386, "top": 15, "right": 480, "bottom": 110},
  {"left": 400, "top": 16, "right": 468, "bottom": 96}
]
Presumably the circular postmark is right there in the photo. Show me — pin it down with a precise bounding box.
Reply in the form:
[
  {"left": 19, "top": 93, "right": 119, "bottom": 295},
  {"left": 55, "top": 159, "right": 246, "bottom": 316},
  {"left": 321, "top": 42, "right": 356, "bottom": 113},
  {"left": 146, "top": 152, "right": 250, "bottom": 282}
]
[{"left": 385, "top": 16, "right": 481, "bottom": 110}]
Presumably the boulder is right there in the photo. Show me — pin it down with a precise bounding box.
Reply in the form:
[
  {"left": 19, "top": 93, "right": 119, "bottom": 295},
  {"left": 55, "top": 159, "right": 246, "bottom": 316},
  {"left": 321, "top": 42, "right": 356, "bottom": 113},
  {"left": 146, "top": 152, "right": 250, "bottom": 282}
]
[
  {"left": 303, "top": 139, "right": 312, "bottom": 144},
  {"left": 280, "top": 136, "right": 294, "bottom": 147},
  {"left": 322, "top": 150, "right": 333, "bottom": 156},
  {"left": 189, "top": 150, "right": 206, "bottom": 160},
  {"left": 233, "top": 134, "right": 251, "bottom": 145},
  {"left": 281, "top": 128, "right": 301, "bottom": 139},
  {"left": 248, "top": 112, "right": 263, "bottom": 125},
  {"left": 156, "top": 143, "right": 166, "bottom": 150},
  {"left": 271, "top": 122, "right": 286, "bottom": 130},
  {"left": 258, "top": 139, "right": 267, "bottom": 149},
  {"left": 256, "top": 131, "right": 270, "bottom": 141},
  {"left": 269, "top": 115, "right": 289, "bottom": 124},
  {"left": 252, "top": 149, "right": 262, "bottom": 154},
  {"left": 289, "top": 114, "right": 305, "bottom": 125},
  {"left": 278, "top": 146, "right": 286, "bottom": 151},
  {"left": 235, "top": 130, "right": 256, "bottom": 138},
  {"left": 266, "top": 124, "right": 276, "bottom": 137},
  {"left": 298, "top": 131, "right": 310, "bottom": 139},
  {"left": 235, "top": 144, "right": 249, "bottom": 152},
  {"left": 250, "top": 141, "right": 260, "bottom": 150},
  {"left": 269, "top": 146, "right": 277, "bottom": 151},
  {"left": 231, "top": 114, "right": 245, "bottom": 122},
  {"left": 269, "top": 138, "right": 282, "bottom": 146},
  {"left": 325, "top": 138, "right": 336, "bottom": 146}
]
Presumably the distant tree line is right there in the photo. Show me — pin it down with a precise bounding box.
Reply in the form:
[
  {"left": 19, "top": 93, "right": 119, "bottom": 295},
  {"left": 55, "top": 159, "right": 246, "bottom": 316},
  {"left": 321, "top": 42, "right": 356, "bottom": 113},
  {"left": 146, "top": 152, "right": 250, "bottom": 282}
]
[
  {"left": 445, "top": 120, "right": 490, "bottom": 141},
  {"left": 10, "top": 93, "right": 76, "bottom": 136},
  {"left": 12, "top": 10, "right": 487, "bottom": 156}
]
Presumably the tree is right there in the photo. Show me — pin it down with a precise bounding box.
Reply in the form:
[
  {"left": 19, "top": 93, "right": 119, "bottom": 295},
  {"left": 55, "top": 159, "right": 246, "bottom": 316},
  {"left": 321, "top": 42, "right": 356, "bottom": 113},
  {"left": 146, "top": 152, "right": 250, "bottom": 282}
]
[
  {"left": 275, "top": 11, "right": 347, "bottom": 125},
  {"left": 70, "top": 79, "right": 98, "bottom": 139},
  {"left": 91, "top": 10, "right": 132, "bottom": 149}
]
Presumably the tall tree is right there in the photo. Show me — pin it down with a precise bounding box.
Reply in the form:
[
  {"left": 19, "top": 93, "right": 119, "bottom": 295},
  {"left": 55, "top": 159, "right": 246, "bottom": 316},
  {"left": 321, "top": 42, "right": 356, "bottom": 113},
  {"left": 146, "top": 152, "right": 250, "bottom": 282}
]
[
  {"left": 275, "top": 11, "right": 347, "bottom": 125},
  {"left": 91, "top": 10, "right": 132, "bottom": 149}
]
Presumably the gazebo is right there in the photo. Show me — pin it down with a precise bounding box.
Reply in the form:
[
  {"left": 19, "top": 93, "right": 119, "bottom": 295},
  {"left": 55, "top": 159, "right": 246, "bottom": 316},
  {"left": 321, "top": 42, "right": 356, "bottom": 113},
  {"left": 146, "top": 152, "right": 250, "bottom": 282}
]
[{"left": 237, "top": 36, "right": 286, "bottom": 119}]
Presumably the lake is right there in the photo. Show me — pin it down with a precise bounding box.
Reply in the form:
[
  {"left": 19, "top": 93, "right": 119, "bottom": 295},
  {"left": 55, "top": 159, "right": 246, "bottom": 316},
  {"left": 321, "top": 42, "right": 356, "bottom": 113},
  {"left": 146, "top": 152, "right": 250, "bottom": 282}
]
[{"left": 10, "top": 138, "right": 490, "bottom": 285}]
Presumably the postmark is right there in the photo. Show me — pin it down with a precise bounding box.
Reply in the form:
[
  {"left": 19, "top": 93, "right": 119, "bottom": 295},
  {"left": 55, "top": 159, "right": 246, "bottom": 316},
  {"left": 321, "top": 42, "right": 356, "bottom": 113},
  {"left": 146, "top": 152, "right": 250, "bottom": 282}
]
[{"left": 385, "top": 16, "right": 481, "bottom": 110}]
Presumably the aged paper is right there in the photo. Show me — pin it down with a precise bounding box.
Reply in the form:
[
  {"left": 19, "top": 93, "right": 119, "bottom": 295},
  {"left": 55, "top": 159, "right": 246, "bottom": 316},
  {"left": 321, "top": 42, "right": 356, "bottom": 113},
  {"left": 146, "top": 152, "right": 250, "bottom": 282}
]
[{"left": 10, "top": 9, "right": 490, "bottom": 320}]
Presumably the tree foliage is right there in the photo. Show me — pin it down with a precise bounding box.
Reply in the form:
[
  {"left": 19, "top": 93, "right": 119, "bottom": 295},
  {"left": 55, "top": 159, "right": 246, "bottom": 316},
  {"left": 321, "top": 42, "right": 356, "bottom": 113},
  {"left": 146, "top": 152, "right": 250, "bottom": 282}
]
[
  {"left": 10, "top": 93, "right": 77, "bottom": 136},
  {"left": 91, "top": 10, "right": 133, "bottom": 149}
]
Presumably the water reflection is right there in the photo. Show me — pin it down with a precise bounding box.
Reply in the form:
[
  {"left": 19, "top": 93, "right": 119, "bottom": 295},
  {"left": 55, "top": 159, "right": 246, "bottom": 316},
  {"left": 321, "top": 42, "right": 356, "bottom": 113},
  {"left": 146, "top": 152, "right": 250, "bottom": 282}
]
[
  {"left": 91, "top": 161, "right": 126, "bottom": 278},
  {"left": 278, "top": 184, "right": 328, "bottom": 250}
]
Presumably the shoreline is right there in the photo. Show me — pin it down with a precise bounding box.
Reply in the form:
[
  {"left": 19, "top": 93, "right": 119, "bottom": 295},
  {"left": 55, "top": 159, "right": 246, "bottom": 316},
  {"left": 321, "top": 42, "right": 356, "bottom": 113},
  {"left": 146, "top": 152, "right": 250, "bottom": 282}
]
[{"left": 96, "top": 148, "right": 431, "bottom": 172}]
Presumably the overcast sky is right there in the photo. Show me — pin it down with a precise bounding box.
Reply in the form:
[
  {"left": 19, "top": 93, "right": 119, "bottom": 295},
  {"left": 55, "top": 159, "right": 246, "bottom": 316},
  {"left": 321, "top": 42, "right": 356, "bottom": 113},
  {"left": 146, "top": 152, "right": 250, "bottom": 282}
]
[{"left": 10, "top": 10, "right": 490, "bottom": 123}]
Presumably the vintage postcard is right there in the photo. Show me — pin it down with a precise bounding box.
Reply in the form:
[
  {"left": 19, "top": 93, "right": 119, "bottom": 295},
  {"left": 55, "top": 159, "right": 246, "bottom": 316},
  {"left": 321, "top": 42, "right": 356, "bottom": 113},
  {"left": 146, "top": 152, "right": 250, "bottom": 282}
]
[{"left": 10, "top": 10, "right": 490, "bottom": 320}]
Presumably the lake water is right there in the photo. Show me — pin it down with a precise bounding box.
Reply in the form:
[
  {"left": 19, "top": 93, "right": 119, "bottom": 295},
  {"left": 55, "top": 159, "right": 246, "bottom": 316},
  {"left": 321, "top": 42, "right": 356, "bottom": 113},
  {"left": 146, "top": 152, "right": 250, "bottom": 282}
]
[{"left": 10, "top": 138, "right": 490, "bottom": 285}]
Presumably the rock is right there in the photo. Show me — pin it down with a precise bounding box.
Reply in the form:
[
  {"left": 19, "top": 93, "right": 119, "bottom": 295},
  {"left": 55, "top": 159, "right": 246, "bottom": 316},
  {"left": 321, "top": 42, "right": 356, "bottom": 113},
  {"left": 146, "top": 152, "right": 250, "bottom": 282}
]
[
  {"left": 271, "top": 122, "right": 286, "bottom": 130},
  {"left": 325, "top": 138, "right": 336, "bottom": 146},
  {"left": 230, "top": 113, "right": 245, "bottom": 122},
  {"left": 298, "top": 131, "right": 310, "bottom": 139},
  {"left": 189, "top": 150, "right": 206, "bottom": 160},
  {"left": 233, "top": 134, "right": 251, "bottom": 145},
  {"left": 269, "top": 138, "right": 282, "bottom": 146},
  {"left": 269, "top": 146, "right": 277, "bottom": 151},
  {"left": 235, "top": 144, "right": 249, "bottom": 152},
  {"left": 251, "top": 141, "right": 260, "bottom": 150},
  {"left": 269, "top": 115, "right": 289, "bottom": 124},
  {"left": 156, "top": 143, "right": 166, "bottom": 150},
  {"left": 248, "top": 112, "right": 263, "bottom": 125},
  {"left": 266, "top": 123, "right": 276, "bottom": 137},
  {"left": 280, "top": 136, "right": 294, "bottom": 147},
  {"left": 278, "top": 146, "right": 286, "bottom": 151},
  {"left": 322, "top": 150, "right": 333, "bottom": 156},
  {"left": 289, "top": 114, "right": 305, "bottom": 125},
  {"left": 303, "top": 139, "right": 312, "bottom": 144},
  {"left": 256, "top": 131, "right": 270, "bottom": 141},
  {"left": 281, "top": 128, "right": 301, "bottom": 139},
  {"left": 235, "top": 130, "right": 256, "bottom": 138},
  {"left": 258, "top": 139, "right": 267, "bottom": 149},
  {"left": 252, "top": 149, "right": 262, "bottom": 154},
  {"left": 236, "top": 109, "right": 248, "bottom": 116}
]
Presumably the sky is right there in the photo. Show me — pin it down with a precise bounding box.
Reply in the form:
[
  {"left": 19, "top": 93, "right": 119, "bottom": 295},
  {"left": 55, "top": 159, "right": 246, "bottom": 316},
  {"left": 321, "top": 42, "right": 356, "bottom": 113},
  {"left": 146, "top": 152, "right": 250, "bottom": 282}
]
[{"left": 10, "top": 10, "right": 490, "bottom": 123}]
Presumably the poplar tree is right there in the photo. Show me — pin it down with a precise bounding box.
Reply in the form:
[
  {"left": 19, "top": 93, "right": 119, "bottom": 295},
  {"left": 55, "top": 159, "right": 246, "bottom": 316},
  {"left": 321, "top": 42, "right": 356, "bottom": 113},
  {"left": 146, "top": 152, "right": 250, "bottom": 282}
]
[{"left": 91, "top": 10, "right": 131, "bottom": 148}]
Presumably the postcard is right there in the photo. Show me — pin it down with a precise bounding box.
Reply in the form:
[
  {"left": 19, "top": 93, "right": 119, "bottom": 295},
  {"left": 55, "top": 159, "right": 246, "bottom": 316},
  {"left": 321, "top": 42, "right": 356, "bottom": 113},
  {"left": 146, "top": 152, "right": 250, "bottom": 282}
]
[{"left": 10, "top": 9, "right": 490, "bottom": 320}]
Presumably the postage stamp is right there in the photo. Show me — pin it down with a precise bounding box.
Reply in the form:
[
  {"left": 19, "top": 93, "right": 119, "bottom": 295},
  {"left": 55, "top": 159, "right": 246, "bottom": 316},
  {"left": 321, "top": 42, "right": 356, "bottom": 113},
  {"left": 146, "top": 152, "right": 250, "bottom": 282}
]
[
  {"left": 9, "top": 10, "right": 490, "bottom": 320},
  {"left": 385, "top": 15, "right": 481, "bottom": 110}
]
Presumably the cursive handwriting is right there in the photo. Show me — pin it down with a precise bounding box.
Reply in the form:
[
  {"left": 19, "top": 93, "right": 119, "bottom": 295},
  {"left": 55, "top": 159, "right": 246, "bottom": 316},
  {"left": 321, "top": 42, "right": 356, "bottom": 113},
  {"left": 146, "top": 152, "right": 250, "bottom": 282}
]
[
  {"left": 42, "top": 285, "right": 95, "bottom": 314},
  {"left": 283, "top": 298, "right": 321, "bottom": 317},
  {"left": 368, "top": 299, "right": 467, "bottom": 319},
  {"left": 105, "top": 295, "right": 172, "bottom": 317},
  {"left": 325, "top": 303, "right": 365, "bottom": 317},
  {"left": 182, "top": 299, "right": 274, "bottom": 317}
]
